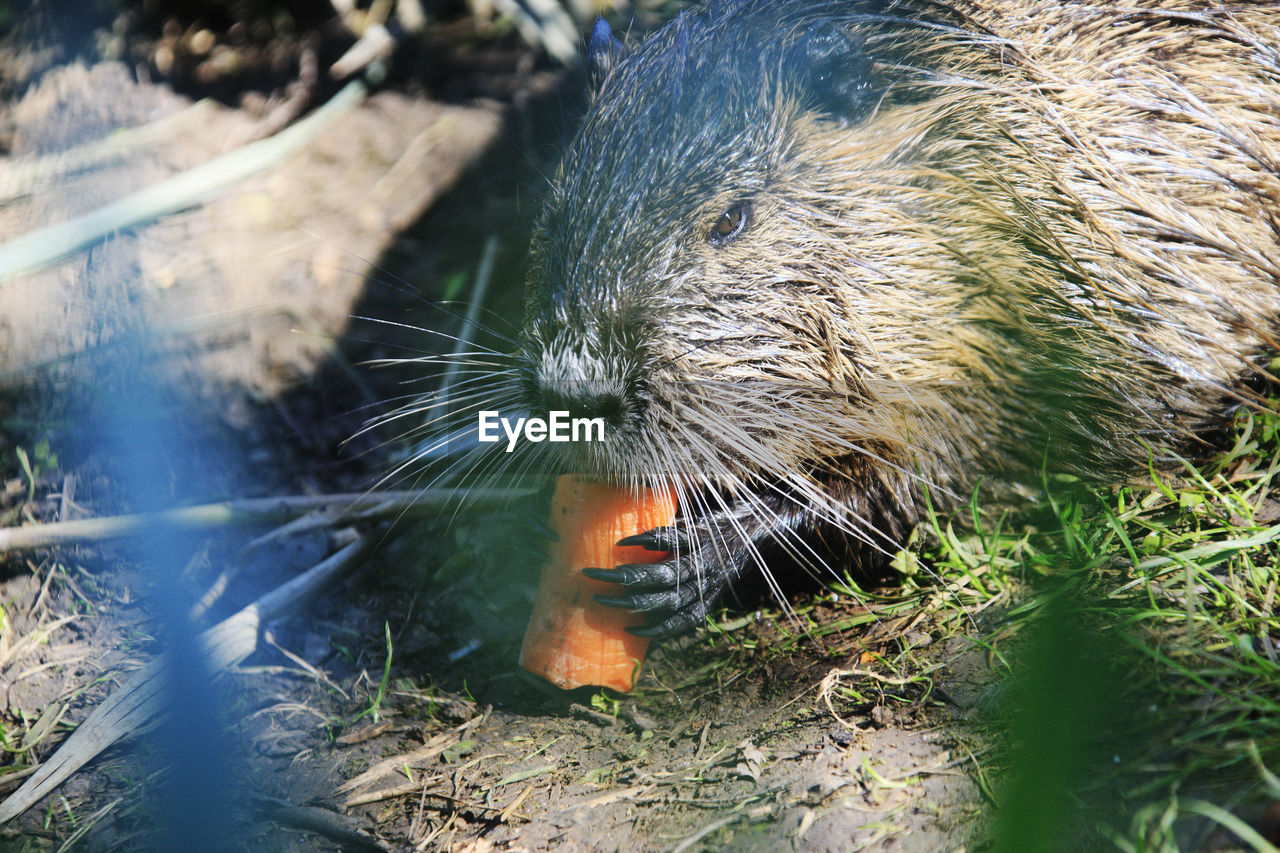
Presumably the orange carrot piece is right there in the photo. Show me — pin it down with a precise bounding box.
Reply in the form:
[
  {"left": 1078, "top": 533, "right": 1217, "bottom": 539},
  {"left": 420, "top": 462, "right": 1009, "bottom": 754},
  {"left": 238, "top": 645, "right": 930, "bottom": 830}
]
[{"left": 519, "top": 475, "right": 676, "bottom": 692}]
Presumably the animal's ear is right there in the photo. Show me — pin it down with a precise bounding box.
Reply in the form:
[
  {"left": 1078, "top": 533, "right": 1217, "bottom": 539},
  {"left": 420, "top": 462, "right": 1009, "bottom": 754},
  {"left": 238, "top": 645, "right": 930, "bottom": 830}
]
[
  {"left": 588, "top": 18, "right": 628, "bottom": 87},
  {"left": 791, "top": 21, "right": 880, "bottom": 123}
]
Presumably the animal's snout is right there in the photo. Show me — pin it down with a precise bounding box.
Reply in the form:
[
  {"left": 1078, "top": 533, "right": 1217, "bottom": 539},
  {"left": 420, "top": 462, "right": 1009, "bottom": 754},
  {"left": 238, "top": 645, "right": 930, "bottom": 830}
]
[
  {"left": 537, "top": 376, "right": 628, "bottom": 428},
  {"left": 528, "top": 338, "right": 639, "bottom": 430}
]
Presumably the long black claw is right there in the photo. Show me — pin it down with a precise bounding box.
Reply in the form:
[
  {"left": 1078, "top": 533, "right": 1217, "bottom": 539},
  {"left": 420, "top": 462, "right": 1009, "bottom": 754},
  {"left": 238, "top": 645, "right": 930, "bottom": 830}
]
[
  {"left": 582, "top": 561, "right": 680, "bottom": 588},
  {"left": 593, "top": 591, "right": 684, "bottom": 615},
  {"left": 582, "top": 519, "right": 739, "bottom": 639},
  {"left": 628, "top": 610, "right": 698, "bottom": 638},
  {"left": 617, "top": 530, "right": 667, "bottom": 550},
  {"left": 581, "top": 565, "right": 657, "bottom": 586},
  {"left": 581, "top": 567, "right": 623, "bottom": 583},
  {"left": 593, "top": 594, "right": 642, "bottom": 611}
]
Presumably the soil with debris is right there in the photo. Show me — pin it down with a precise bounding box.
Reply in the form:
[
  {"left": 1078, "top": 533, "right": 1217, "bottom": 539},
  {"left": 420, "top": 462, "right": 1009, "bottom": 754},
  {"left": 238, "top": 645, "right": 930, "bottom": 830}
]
[{"left": 0, "top": 3, "right": 994, "bottom": 850}]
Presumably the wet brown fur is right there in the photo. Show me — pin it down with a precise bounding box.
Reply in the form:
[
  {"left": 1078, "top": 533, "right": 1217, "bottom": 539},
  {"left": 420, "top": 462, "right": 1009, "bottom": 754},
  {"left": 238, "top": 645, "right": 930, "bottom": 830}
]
[{"left": 509, "top": 0, "right": 1280, "bottom": 632}]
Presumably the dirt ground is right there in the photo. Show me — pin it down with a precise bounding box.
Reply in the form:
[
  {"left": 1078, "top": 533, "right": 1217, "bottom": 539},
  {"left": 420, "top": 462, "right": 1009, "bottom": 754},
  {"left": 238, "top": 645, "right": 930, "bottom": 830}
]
[{"left": 0, "top": 2, "right": 996, "bottom": 850}]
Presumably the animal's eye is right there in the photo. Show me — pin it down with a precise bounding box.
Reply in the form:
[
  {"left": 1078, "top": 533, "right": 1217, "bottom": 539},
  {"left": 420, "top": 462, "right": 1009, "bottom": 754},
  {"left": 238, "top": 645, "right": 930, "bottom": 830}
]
[{"left": 708, "top": 200, "right": 751, "bottom": 245}]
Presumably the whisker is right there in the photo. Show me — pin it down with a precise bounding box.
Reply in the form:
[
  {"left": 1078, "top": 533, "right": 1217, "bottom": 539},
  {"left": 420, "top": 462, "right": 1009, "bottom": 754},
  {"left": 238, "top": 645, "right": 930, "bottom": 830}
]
[{"left": 350, "top": 314, "right": 507, "bottom": 356}]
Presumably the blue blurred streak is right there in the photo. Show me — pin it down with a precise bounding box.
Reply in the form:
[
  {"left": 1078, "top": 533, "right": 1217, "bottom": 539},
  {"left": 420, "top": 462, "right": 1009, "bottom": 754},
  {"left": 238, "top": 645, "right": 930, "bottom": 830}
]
[{"left": 104, "top": 349, "right": 236, "bottom": 853}]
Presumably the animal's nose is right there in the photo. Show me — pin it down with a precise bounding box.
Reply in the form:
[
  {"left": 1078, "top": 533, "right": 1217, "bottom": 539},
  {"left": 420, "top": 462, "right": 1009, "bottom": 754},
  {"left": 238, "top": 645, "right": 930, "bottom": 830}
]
[{"left": 538, "top": 377, "right": 628, "bottom": 428}]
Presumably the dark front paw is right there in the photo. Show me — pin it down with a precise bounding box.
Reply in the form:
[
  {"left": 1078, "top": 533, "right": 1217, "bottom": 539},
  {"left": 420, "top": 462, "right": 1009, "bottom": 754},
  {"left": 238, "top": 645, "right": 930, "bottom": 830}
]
[{"left": 581, "top": 526, "right": 735, "bottom": 638}]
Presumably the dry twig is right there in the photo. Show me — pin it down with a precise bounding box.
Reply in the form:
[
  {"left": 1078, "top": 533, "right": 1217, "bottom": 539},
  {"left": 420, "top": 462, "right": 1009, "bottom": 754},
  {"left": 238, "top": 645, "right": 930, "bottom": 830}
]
[
  {"left": 0, "top": 487, "right": 525, "bottom": 554},
  {"left": 0, "top": 535, "right": 375, "bottom": 824}
]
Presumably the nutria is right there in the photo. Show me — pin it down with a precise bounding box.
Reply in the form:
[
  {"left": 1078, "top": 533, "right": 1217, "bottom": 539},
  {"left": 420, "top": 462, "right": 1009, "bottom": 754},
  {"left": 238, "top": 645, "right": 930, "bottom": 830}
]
[{"left": 495, "top": 0, "right": 1280, "bottom": 636}]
